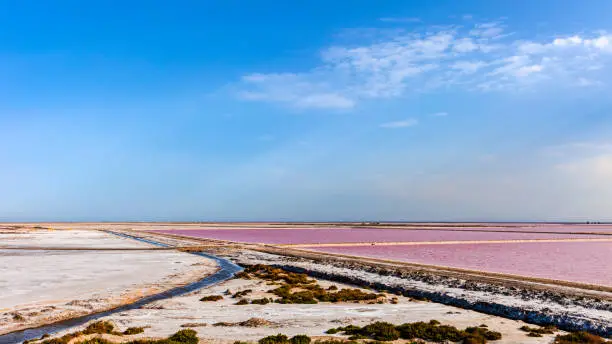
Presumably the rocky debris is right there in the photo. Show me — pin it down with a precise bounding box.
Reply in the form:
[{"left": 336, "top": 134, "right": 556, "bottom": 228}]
[
  {"left": 66, "top": 300, "right": 95, "bottom": 309},
  {"left": 213, "top": 317, "right": 276, "bottom": 327},
  {"left": 239, "top": 318, "right": 276, "bottom": 327},
  {"left": 140, "top": 301, "right": 167, "bottom": 309},
  {"left": 223, "top": 250, "right": 612, "bottom": 338},
  {"left": 181, "top": 322, "right": 208, "bottom": 327},
  {"left": 11, "top": 312, "right": 25, "bottom": 322}
]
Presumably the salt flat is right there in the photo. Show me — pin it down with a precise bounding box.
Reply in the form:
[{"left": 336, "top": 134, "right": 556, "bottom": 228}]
[
  {"left": 0, "top": 229, "right": 217, "bottom": 335},
  {"left": 0, "top": 229, "right": 152, "bottom": 249}
]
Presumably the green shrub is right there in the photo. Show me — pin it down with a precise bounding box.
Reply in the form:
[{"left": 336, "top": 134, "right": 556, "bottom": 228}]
[
  {"left": 314, "top": 340, "right": 357, "bottom": 344},
  {"left": 397, "top": 322, "right": 464, "bottom": 342},
  {"left": 232, "top": 290, "right": 253, "bottom": 298},
  {"left": 281, "top": 291, "right": 317, "bottom": 304},
  {"left": 83, "top": 321, "right": 117, "bottom": 335},
  {"left": 553, "top": 331, "right": 607, "bottom": 344},
  {"left": 200, "top": 295, "right": 223, "bottom": 302},
  {"left": 242, "top": 265, "right": 313, "bottom": 285},
  {"left": 42, "top": 327, "right": 199, "bottom": 344},
  {"left": 235, "top": 299, "right": 249, "bottom": 305},
  {"left": 124, "top": 327, "right": 145, "bottom": 335},
  {"left": 290, "top": 335, "right": 311, "bottom": 344},
  {"left": 251, "top": 298, "right": 272, "bottom": 305},
  {"left": 463, "top": 336, "right": 486, "bottom": 344},
  {"left": 360, "top": 322, "right": 400, "bottom": 341},
  {"left": 327, "top": 320, "right": 504, "bottom": 343},
  {"left": 41, "top": 321, "right": 124, "bottom": 344},
  {"left": 320, "top": 288, "right": 379, "bottom": 303},
  {"left": 167, "top": 329, "right": 199, "bottom": 344},
  {"left": 234, "top": 271, "right": 251, "bottom": 279},
  {"left": 465, "top": 327, "right": 502, "bottom": 341},
  {"left": 259, "top": 334, "right": 290, "bottom": 344},
  {"left": 242, "top": 265, "right": 378, "bottom": 305},
  {"left": 519, "top": 325, "right": 556, "bottom": 335},
  {"left": 334, "top": 325, "right": 361, "bottom": 335},
  {"left": 76, "top": 339, "right": 113, "bottom": 344}
]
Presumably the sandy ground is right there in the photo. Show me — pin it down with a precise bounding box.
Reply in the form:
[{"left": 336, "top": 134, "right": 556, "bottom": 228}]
[
  {"left": 0, "top": 230, "right": 218, "bottom": 335},
  {"left": 42, "top": 274, "right": 559, "bottom": 344}
]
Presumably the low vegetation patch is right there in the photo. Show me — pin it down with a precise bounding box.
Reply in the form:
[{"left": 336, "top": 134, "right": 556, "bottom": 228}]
[
  {"left": 519, "top": 325, "right": 557, "bottom": 337},
  {"left": 257, "top": 334, "right": 312, "bottom": 344},
  {"left": 123, "top": 327, "right": 145, "bottom": 335},
  {"left": 200, "top": 295, "right": 224, "bottom": 302},
  {"left": 289, "top": 335, "right": 311, "bottom": 344},
  {"left": 166, "top": 329, "right": 200, "bottom": 344},
  {"left": 237, "top": 265, "right": 381, "bottom": 304},
  {"left": 232, "top": 289, "right": 253, "bottom": 298},
  {"left": 553, "top": 331, "right": 609, "bottom": 344},
  {"left": 251, "top": 297, "right": 273, "bottom": 305},
  {"left": 40, "top": 321, "right": 123, "bottom": 344},
  {"left": 327, "top": 320, "right": 503, "bottom": 343},
  {"left": 12, "top": 312, "right": 25, "bottom": 322},
  {"left": 40, "top": 327, "right": 197, "bottom": 344}
]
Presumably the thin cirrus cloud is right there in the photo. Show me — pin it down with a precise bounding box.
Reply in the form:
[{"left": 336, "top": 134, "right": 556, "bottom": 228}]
[
  {"left": 237, "top": 20, "right": 612, "bottom": 109},
  {"left": 379, "top": 118, "right": 419, "bottom": 128}
]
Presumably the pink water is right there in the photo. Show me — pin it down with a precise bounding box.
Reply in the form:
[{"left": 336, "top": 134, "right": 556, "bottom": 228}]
[
  {"left": 155, "top": 228, "right": 610, "bottom": 244},
  {"left": 437, "top": 225, "right": 612, "bottom": 233},
  {"left": 303, "top": 242, "right": 612, "bottom": 286}
]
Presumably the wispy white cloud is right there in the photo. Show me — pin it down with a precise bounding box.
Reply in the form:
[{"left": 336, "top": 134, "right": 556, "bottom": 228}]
[
  {"left": 237, "top": 20, "right": 612, "bottom": 109},
  {"left": 452, "top": 38, "right": 479, "bottom": 53},
  {"left": 379, "top": 118, "right": 419, "bottom": 128},
  {"left": 239, "top": 73, "right": 355, "bottom": 109},
  {"left": 469, "top": 22, "right": 506, "bottom": 39},
  {"left": 450, "top": 60, "right": 487, "bottom": 74}
]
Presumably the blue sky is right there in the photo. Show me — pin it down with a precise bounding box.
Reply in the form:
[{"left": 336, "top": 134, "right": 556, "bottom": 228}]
[{"left": 1, "top": 1, "right": 612, "bottom": 222}]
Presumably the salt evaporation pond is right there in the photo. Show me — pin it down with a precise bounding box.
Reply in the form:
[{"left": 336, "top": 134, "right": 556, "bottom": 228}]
[
  {"left": 154, "top": 228, "right": 610, "bottom": 244},
  {"left": 433, "top": 225, "right": 612, "bottom": 234},
  {"left": 303, "top": 241, "right": 612, "bottom": 287}
]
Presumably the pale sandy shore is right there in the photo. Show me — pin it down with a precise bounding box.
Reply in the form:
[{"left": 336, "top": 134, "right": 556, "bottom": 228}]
[
  {"left": 0, "top": 229, "right": 217, "bottom": 335},
  {"left": 36, "top": 269, "right": 558, "bottom": 344}
]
